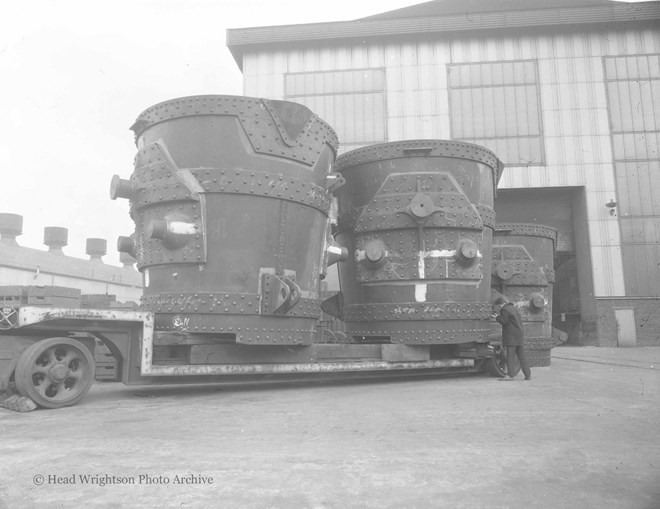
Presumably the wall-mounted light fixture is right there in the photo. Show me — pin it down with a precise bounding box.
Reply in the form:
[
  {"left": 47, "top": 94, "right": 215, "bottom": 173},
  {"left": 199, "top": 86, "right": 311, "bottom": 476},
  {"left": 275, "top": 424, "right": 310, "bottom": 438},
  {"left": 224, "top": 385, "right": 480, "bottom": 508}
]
[{"left": 605, "top": 199, "right": 617, "bottom": 215}]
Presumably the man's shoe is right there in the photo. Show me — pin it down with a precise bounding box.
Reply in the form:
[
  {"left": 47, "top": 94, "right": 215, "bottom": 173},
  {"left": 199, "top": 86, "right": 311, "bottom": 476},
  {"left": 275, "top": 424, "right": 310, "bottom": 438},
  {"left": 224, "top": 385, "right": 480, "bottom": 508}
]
[
  {"left": 524, "top": 376, "right": 531, "bottom": 381},
  {"left": 498, "top": 376, "right": 515, "bottom": 381}
]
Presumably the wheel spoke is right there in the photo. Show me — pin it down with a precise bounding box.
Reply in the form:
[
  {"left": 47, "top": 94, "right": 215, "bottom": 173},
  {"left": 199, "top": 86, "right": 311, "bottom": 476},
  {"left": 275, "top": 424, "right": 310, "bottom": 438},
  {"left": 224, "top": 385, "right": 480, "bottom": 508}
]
[
  {"left": 60, "top": 350, "right": 76, "bottom": 364},
  {"left": 33, "top": 382, "right": 52, "bottom": 398},
  {"left": 32, "top": 365, "right": 50, "bottom": 376},
  {"left": 45, "top": 381, "right": 66, "bottom": 399},
  {"left": 67, "top": 356, "right": 85, "bottom": 372},
  {"left": 31, "top": 372, "right": 47, "bottom": 387},
  {"left": 64, "top": 376, "right": 81, "bottom": 391},
  {"left": 38, "top": 349, "right": 57, "bottom": 368}
]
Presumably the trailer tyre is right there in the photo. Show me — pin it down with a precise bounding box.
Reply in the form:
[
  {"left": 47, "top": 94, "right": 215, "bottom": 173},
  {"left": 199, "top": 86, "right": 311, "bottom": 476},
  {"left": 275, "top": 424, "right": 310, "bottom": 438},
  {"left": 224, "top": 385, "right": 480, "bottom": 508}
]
[
  {"left": 15, "top": 337, "right": 95, "bottom": 409},
  {"left": 484, "top": 344, "right": 521, "bottom": 378}
]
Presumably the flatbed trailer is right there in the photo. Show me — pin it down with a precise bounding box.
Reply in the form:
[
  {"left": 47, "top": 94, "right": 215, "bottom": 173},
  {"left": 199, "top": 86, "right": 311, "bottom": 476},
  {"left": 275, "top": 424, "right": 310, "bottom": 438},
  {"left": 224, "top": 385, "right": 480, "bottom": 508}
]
[{"left": 0, "top": 306, "right": 507, "bottom": 410}]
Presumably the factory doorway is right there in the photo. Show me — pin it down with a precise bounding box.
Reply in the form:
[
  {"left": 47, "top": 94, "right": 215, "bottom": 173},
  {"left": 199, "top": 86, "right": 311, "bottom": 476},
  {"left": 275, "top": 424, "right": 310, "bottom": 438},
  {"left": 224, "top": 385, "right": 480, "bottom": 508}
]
[{"left": 494, "top": 187, "right": 595, "bottom": 344}]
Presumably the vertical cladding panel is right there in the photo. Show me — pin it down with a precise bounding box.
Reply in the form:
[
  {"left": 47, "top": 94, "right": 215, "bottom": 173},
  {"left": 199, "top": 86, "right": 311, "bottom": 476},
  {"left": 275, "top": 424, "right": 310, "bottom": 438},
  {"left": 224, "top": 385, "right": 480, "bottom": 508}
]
[
  {"left": 319, "top": 48, "right": 336, "bottom": 71},
  {"left": 634, "top": 245, "right": 651, "bottom": 295},
  {"left": 650, "top": 161, "right": 660, "bottom": 215},
  {"left": 403, "top": 116, "right": 420, "bottom": 139},
  {"left": 243, "top": 76, "right": 258, "bottom": 97},
  {"left": 616, "top": 164, "right": 632, "bottom": 216},
  {"left": 272, "top": 51, "right": 287, "bottom": 74},
  {"left": 387, "top": 66, "right": 403, "bottom": 92},
  {"left": 519, "top": 35, "right": 536, "bottom": 60},
  {"left": 387, "top": 117, "right": 404, "bottom": 142},
  {"left": 434, "top": 40, "right": 452, "bottom": 66},
  {"left": 367, "top": 44, "right": 385, "bottom": 67},
  {"left": 468, "top": 38, "right": 481, "bottom": 62},
  {"left": 242, "top": 53, "right": 259, "bottom": 76},
  {"left": 438, "top": 114, "right": 451, "bottom": 139},
  {"left": 482, "top": 36, "right": 498, "bottom": 61},
  {"left": 419, "top": 65, "right": 433, "bottom": 90},
  {"left": 418, "top": 42, "right": 435, "bottom": 66},
  {"left": 645, "top": 80, "right": 660, "bottom": 130},
  {"left": 637, "top": 162, "right": 655, "bottom": 216},
  {"left": 450, "top": 38, "right": 468, "bottom": 62},
  {"left": 386, "top": 43, "right": 402, "bottom": 67},
  {"left": 619, "top": 218, "right": 637, "bottom": 244},
  {"left": 421, "top": 90, "right": 438, "bottom": 113},
  {"left": 352, "top": 45, "right": 367, "bottom": 68},
  {"left": 538, "top": 35, "right": 553, "bottom": 59},
  {"left": 621, "top": 245, "right": 640, "bottom": 295},
  {"left": 590, "top": 246, "right": 611, "bottom": 296},
  {"left": 402, "top": 66, "right": 420, "bottom": 90},
  {"left": 647, "top": 245, "right": 660, "bottom": 295},
  {"left": 419, "top": 116, "right": 434, "bottom": 138},
  {"left": 336, "top": 47, "right": 351, "bottom": 68},
  {"left": 288, "top": 49, "right": 304, "bottom": 73},
  {"left": 644, "top": 218, "right": 658, "bottom": 244}
]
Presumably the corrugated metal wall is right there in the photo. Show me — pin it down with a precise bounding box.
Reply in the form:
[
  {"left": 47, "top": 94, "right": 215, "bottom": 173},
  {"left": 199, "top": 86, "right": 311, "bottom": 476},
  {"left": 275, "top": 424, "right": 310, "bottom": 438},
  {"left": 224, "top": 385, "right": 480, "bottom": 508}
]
[
  {"left": 604, "top": 54, "right": 660, "bottom": 297},
  {"left": 242, "top": 26, "right": 660, "bottom": 298}
]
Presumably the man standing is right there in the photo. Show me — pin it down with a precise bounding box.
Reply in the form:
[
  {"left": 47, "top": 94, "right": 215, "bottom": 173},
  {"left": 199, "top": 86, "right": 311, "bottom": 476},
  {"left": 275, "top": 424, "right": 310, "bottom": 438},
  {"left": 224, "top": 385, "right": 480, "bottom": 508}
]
[{"left": 492, "top": 296, "right": 531, "bottom": 381}]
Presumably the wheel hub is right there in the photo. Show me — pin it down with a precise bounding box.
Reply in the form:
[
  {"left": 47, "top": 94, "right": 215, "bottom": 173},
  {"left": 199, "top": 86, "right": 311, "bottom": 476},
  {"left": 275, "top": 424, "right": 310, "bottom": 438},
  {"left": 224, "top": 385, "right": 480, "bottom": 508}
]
[{"left": 49, "top": 363, "right": 70, "bottom": 383}]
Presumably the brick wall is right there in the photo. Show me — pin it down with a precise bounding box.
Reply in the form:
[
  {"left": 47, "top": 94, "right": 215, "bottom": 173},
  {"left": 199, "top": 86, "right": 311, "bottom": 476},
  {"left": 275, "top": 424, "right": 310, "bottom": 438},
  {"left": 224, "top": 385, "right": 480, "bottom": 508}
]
[{"left": 595, "top": 299, "right": 660, "bottom": 347}]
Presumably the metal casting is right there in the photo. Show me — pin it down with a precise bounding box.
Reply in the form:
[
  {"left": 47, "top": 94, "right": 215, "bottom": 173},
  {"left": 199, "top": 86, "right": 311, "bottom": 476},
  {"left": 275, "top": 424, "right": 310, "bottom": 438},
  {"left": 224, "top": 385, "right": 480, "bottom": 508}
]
[
  {"left": 329, "top": 139, "right": 502, "bottom": 345},
  {"left": 112, "top": 95, "right": 339, "bottom": 345},
  {"left": 491, "top": 223, "right": 557, "bottom": 366}
]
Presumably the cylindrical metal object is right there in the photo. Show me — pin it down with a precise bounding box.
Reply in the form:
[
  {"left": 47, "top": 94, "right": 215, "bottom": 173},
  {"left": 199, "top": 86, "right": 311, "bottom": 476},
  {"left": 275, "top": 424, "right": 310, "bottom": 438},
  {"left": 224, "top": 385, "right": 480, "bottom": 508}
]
[
  {"left": 0, "top": 213, "right": 23, "bottom": 245},
  {"left": 491, "top": 223, "right": 557, "bottom": 366},
  {"left": 121, "top": 95, "right": 338, "bottom": 344},
  {"left": 332, "top": 140, "right": 503, "bottom": 344},
  {"left": 119, "top": 251, "right": 137, "bottom": 269},
  {"left": 86, "top": 238, "right": 107, "bottom": 262},
  {"left": 44, "top": 226, "right": 68, "bottom": 254}
]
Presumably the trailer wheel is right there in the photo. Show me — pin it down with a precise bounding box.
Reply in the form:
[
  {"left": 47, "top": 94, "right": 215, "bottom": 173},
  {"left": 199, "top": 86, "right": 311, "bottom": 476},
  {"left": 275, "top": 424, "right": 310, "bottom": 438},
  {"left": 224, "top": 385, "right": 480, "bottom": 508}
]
[
  {"left": 484, "top": 344, "right": 521, "bottom": 378},
  {"left": 15, "top": 337, "right": 95, "bottom": 409}
]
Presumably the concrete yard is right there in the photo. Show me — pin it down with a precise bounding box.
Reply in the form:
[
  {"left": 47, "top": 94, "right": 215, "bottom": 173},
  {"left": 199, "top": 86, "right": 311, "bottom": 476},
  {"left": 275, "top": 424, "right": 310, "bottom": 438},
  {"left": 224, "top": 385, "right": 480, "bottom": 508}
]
[{"left": 1, "top": 346, "right": 659, "bottom": 509}]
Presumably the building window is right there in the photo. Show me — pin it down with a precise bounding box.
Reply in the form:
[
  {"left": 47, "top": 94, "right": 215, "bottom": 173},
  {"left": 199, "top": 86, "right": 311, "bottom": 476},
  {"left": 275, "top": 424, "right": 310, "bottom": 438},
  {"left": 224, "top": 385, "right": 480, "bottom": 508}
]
[
  {"left": 284, "top": 68, "right": 387, "bottom": 152},
  {"left": 605, "top": 55, "right": 660, "bottom": 163},
  {"left": 604, "top": 54, "right": 660, "bottom": 297},
  {"left": 447, "top": 60, "right": 544, "bottom": 166}
]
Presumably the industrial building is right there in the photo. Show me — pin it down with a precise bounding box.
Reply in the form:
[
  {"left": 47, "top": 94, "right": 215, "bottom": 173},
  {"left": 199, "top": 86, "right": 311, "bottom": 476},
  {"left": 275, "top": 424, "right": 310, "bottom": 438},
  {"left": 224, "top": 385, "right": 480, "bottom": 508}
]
[
  {"left": 226, "top": 0, "right": 660, "bottom": 347},
  {"left": 0, "top": 213, "right": 142, "bottom": 305}
]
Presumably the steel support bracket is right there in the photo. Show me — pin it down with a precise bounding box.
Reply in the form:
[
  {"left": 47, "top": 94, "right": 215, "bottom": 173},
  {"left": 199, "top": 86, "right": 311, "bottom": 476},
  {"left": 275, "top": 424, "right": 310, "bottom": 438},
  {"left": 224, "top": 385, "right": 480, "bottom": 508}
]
[{"left": 260, "top": 273, "right": 301, "bottom": 315}]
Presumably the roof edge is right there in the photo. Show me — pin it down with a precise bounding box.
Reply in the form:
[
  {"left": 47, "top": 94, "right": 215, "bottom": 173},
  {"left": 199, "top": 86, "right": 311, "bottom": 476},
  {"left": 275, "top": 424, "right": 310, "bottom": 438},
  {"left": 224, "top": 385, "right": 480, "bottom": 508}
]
[{"left": 226, "top": 3, "right": 660, "bottom": 69}]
